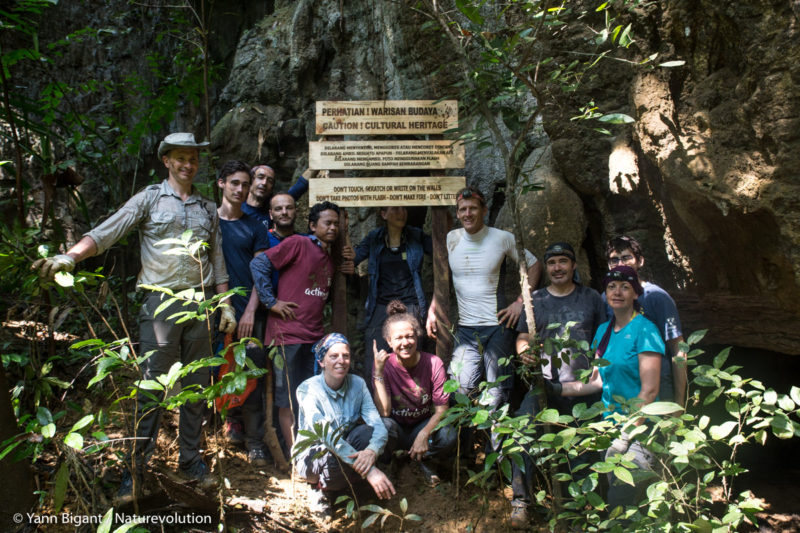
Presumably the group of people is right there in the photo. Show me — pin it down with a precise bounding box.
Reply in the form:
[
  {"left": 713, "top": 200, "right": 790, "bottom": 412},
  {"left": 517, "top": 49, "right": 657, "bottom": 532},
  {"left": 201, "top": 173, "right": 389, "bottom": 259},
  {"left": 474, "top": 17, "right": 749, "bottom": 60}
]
[{"left": 33, "top": 131, "right": 688, "bottom": 528}]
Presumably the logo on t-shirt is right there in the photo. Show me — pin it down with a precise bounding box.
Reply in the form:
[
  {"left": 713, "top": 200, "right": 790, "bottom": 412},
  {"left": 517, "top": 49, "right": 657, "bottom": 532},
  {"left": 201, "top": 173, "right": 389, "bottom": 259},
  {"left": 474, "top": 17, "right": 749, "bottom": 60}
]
[{"left": 304, "top": 286, "right": 329, "bottom": 298}]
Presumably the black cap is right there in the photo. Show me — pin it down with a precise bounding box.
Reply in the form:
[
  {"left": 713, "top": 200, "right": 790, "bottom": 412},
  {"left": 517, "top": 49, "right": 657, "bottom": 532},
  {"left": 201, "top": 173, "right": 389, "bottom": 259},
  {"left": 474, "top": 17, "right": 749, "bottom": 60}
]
[{"left": 544, "top": 242, "right": 576, "bottom": 262}]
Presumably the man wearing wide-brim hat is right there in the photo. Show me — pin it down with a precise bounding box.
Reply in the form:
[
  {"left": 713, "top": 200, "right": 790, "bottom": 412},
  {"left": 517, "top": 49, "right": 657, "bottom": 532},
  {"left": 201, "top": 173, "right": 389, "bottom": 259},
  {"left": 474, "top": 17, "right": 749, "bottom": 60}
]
[{"left": 33, "top": 132, "right": 236, "bottom": 502}]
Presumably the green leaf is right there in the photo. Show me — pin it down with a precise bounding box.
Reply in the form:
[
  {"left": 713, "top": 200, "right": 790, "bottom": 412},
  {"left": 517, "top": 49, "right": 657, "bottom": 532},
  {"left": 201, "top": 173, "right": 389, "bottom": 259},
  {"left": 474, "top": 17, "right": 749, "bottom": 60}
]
[
  {"left": 713, "top": 347, "right": 731, "bottom": 369},
  {"left": 472, "top": 409, "right": 490, "bottom": 425},
  {"left": 618, "top": 24, "right": 633, "bottom": 47},
  {"left": 613, "top": 466, "right": 634, "bottom": 486},
  {"left": 763, "top": 390, "right": 777, "bottom": 405},
  {"left": 770, "top": 413, "right": 794, "bottom": 439},
  {"left": 54, "top": 271, "right": 74, "bottom": 287},
  {"left": 405, "top": 514, "right": 423, "bottom": 521},
  {"left": 455, "top": 0, "right": 485, "bottom": 25},
  {"left": 658, "top": 60, "right": 686, "bottom": 68},
  {"left": 778, "top": 395, "right": 795, "bottom": 411},
  {"left": 687, "top": 329, "right": 708, "bottom": 345},
  {"left": 52, "top": 462, "right": 69, "bottom": 513},
  {"left": 539, "top": 408, "right": 559, "bottom": 423},
  {"left": 362, "top": 514, "right": 379, "bottom": 528},
  {"left": 97, "top": 508, "right": 114, "bottom": 533},
  {"left": 360, "top": 504, "right": 384, "bottom": 513},
  {"left": 64, "top": 432, "right": 84, "bottom": 450},
  {"left": 790, "top": 386, "right": 800, "bottom": 406},
  {"left": 640, "top": 401, "right": 682, "bottom": 415},
  {"left": 42, "top": 423, "right": 56, "bottom": 439},
  {"left": 400, "top": 497, "right": 408, "bottom": 514},
  {"left": 709, "top": 421, "right": 738, "bottom": 440},
  {"left": 70, "top": 414, "right": 93, "bottom": 433},
  {"left": 598, "top": 113, "right": 635, "bottom": 124}
]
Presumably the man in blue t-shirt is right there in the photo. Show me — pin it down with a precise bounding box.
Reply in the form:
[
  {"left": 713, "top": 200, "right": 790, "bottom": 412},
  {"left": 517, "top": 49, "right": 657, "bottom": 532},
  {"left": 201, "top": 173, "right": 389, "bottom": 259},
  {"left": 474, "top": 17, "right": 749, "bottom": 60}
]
[
  {"left": 242, "top": 164, "right": 314, "bottom": 228},
  {"left": 217, "top": 160, "right": 271, "bottom": 465},
  {"left": 603, "top": 235, "right": 687, "bottom": 406}
]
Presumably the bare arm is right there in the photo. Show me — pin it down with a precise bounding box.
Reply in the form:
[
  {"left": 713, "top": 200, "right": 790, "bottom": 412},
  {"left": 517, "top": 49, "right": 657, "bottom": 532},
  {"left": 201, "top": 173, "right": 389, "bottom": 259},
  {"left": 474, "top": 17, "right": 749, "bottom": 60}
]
[
  {"left": 668, "top": 337, "right": 688, "bottom": 406},
  {"left": 409, "top": 403, "right": 448, "bottom": 461},
  {"left": 425, "top": 298, "right": 439, "bottom": 338},
  {"left": 636, "top": 352, "right": 662, "bottom": 407},
  {"left": 560, "top": 366, "right": 603, "bottom": 397},
  {"left": 371, "top": 341, "right": 392, "bottom": 417},
  {"left": 65, "top": 236, "right": 98, "bottom": 263},
  {"left": 526, "top": 261, "right": 542, "bottom": 292}
]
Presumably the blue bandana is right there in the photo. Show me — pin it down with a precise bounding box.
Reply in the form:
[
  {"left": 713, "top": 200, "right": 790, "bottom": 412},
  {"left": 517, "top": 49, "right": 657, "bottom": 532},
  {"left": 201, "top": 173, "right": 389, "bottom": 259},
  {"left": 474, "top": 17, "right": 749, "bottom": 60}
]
[{"left": 312, "top": 333, "right": 350, "bottom": 374}]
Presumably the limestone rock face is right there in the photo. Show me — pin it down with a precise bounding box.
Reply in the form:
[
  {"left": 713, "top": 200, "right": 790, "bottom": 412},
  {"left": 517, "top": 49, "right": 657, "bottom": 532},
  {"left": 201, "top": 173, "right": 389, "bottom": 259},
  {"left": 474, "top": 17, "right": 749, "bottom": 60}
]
[
  {"left": 495, "top": 145, "right": 593, "bottom": 285},
  {"left": 538, "top": 0, "right": 800, "bottom": 353}
]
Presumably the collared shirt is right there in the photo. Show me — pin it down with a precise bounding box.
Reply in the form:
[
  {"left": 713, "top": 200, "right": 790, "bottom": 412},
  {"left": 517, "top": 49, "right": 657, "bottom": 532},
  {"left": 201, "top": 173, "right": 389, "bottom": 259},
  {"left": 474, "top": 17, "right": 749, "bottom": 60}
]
[
  {"left": 84, "top": 179, "right": 228, "bottom": 290},
  {"left": 292, "top": 374, "right": 387, "bottom": 464}
]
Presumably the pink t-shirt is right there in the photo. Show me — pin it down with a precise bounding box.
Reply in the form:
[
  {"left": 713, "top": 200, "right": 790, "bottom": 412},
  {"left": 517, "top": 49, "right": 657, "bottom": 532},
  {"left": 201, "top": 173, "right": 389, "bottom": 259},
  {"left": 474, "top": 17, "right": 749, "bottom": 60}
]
[
  {"left": 383, "top": 351, "right": 449, "bottom": 426},
  {"left": 265, "top": 235, "right": 333, "bottom": 344}
]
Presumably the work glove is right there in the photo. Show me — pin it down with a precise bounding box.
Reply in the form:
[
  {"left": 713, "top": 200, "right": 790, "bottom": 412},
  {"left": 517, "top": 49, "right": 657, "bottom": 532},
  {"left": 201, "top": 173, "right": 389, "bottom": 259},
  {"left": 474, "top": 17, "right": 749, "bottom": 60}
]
[
  {"left": 32, "top": 254, "right": 76, "bottom": 280},
  {"left": 218, "top": 304, "right": 237, "bottom": 334}
]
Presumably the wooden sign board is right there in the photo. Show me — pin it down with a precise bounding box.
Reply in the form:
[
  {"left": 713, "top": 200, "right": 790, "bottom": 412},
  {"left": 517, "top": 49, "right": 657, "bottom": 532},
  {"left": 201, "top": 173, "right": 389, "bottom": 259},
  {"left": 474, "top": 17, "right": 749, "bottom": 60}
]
[
  {"left": 316, "top": 100, "right": 458, "bottom": 135},
  {"left": 309, "top": 177, "right": 466, "bottom": 207},
  {"left": 309, "top": 140, "right": 465, "bottom": 170}
]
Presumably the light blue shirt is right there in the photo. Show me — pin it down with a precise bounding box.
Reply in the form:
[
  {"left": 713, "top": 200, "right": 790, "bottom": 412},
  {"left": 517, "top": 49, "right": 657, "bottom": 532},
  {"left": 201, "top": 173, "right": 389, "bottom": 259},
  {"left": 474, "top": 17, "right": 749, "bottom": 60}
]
[
  {"left": 292, "top": 373, "right": 387, "bottom": 466},
  {"left": 592, "top": 313, "right": 665, "bottom": 414}
]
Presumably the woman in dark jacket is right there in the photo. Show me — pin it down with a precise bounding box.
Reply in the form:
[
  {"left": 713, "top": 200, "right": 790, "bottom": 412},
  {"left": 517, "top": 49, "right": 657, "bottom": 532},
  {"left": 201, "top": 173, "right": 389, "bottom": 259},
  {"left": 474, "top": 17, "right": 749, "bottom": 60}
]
[{"left": 346, "top": 206, "right": 432, "bottom": 388}]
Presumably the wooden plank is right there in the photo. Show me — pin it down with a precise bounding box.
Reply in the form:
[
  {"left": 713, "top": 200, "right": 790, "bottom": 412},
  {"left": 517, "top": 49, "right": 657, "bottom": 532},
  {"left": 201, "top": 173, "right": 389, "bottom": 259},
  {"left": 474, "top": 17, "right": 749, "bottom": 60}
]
[
  {"left": 309, "top": 140, "right": 465, "bottom": 170},
  {"left": 432, "top": 206, "right": 453, "bottom": 364},
  {"left": 315, "top": 100, "right": 458, "bottom": 135},
  {"left": 309, "top": 176, "right": 465, "bottom": 207}
]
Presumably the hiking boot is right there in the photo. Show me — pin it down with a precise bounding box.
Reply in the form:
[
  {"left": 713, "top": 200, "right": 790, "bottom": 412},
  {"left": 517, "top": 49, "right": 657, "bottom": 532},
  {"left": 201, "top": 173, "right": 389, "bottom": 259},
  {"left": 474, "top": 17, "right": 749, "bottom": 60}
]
[
  {"left": 510, "top": 503, "right": 530, "bottom": 530},
  {"left": 225, "top": 420, "right": 245, "bottom": 446},
  {"left": 248, "top": 448, "right": 268, "bottom": 467},
  {"left": 415, "top": 461, "right": 441, "bottom": 487},
  {"left": 114, "top": 469, "right": 142, "bottom": 506},
  {"left": 178, "top": 460, "right": 218, "bottom": 490}
]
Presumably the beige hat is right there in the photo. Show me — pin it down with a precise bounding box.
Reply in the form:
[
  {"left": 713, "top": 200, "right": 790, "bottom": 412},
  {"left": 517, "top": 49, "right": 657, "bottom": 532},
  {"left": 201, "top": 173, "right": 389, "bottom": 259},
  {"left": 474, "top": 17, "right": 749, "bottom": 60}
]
[{"left": 157, "top": 132, "right": 210, "bottom": 158}]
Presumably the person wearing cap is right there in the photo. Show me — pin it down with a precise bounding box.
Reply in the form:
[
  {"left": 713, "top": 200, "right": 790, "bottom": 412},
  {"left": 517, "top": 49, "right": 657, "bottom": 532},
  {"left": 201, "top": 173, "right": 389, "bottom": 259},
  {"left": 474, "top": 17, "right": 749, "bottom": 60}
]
[
  {"left": 509, "top": 241, "right": 605, "bottom": 528},
  {"left": 426, "top": 186, "right": 542, "bottom": 444},
  {"left": 32, "top": 132, "right": 235, "bottom": 501},
  {"left": 557, "top": 265, "right": 665, "bottom": 509},
  {"left": 243, "top": 163, "right": 315, "bottom": 229},
  {"left": 293, "top": 333, "right": 395, "bottom": 519},
  {"left": 605, "top": 236, "right": 688, "bottom": 406}
]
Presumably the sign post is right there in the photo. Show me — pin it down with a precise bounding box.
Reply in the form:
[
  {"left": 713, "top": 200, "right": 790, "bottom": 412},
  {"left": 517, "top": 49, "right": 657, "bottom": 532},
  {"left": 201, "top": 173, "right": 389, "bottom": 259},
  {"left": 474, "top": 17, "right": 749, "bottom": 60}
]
[{"left": 313, "top": 100, "right": 462, "bottom": 363}]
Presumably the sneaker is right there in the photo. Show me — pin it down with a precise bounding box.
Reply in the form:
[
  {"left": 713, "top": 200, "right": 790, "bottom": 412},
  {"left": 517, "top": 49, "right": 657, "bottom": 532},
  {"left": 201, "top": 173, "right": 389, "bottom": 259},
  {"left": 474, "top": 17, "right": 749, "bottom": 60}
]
[
  {"left": 114, "top": 469, "right": 141, "bottom": 506},
  {"left": 510, "top": 504, "right": 530, "bottom": 530},
  {"left": 225, "top": 420, "right": 245, "bottom": 446},
  {"left": 178, "top": 460, "right": 218, "bottom": 490},
  {"left": 248, "top": 448, "right": 268, "bottom": 467},
  {"left": 415, "top": 461, "right": 441, "bottom": 487}
]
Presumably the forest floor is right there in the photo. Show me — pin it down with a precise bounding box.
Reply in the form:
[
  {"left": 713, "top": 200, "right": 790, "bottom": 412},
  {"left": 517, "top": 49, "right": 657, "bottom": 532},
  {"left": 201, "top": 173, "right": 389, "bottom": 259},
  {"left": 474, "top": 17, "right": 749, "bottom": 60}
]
[
  {"left": 5, "top": 321, "right": 800, "bottom": 533},
  {"left": 27, "top": 404, "right": 800, "bottom": 533}
]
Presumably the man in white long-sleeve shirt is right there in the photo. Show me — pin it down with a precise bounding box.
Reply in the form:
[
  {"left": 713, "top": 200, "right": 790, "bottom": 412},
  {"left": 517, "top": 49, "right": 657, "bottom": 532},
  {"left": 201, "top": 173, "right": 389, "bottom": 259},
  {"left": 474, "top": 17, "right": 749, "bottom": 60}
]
[{"left": 426, "top": 186, "right": 542, "bottom": 415}]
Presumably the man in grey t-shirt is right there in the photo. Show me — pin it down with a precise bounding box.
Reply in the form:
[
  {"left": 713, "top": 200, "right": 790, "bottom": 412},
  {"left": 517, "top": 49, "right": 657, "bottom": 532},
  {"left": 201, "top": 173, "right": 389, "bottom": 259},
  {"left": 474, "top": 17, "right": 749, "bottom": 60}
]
[{"left": 510, "top": 242, "right": 605, "bottom": 528}]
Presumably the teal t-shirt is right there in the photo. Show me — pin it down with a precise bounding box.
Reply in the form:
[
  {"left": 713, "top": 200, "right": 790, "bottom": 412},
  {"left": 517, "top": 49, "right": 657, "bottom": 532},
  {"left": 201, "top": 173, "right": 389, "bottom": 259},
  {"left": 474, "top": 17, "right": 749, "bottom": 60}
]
[{"left": 591, "top": 313, "right": 665, "bottom": 414}]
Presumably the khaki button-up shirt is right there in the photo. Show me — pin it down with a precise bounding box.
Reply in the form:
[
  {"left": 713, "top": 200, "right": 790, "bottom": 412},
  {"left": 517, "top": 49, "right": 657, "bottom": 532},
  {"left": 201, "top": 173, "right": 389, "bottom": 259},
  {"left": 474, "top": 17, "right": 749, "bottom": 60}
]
[{"left": 85, "top": 180, "right": 228, "bottom": 291}]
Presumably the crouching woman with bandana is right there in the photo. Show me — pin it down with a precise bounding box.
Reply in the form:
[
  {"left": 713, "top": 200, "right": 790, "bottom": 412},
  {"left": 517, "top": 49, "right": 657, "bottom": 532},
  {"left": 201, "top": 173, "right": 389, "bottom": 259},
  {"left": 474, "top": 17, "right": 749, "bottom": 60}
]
[{"left": 293, "top": 333, "right": 396, "bottom": 516}]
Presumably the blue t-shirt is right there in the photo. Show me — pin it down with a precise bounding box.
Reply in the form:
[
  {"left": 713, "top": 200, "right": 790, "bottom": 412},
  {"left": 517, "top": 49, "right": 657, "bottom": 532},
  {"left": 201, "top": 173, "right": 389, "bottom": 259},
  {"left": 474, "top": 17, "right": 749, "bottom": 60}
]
[
  {"left": 592, "top": 313, "right": 665, "bottom": 414},
  {"left": 219, "top": 214, "right": 271, "bottom": 318},
  {"left": 603, "top": 281, "right": 683, "bottom": 401},
  {"left": 240, "top": 176, "right": 310, "bottom": 229}
]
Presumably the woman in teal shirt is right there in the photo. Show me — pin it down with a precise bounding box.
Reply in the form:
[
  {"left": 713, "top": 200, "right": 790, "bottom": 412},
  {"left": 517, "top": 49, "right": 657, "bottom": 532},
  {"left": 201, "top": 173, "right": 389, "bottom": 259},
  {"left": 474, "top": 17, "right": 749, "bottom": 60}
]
[{"left": 558, "top": 265, "right": 664, "bottom": 509}]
